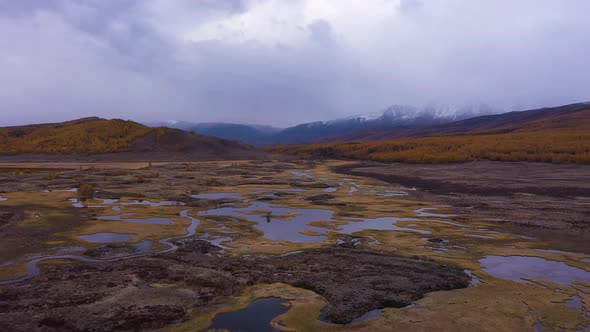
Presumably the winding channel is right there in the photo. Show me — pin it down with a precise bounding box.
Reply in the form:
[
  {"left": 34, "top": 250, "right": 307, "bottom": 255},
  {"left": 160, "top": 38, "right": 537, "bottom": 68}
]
[{"left": 0, "top": 209, "right": 201, "bottom": 285}]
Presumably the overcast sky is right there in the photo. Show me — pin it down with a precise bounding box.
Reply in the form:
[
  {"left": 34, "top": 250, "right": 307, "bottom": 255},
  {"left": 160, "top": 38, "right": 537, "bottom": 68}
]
[{"left": 1, "top": 0, "right": 589, "bottom": 127}]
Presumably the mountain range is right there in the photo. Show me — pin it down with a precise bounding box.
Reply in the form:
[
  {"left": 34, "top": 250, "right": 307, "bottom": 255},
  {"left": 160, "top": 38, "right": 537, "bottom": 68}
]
[
  {"left": 0, "top": 102, "right": 588, "bottom": 163},
  {"left": 335, "top": 102, "right": 590, "bottom": 141},
  {"left": 146, "top": 104, "right": 500, "bottom": 146},
  {"left": 266, "top": 102, "right": 590, "bottom": 164}
]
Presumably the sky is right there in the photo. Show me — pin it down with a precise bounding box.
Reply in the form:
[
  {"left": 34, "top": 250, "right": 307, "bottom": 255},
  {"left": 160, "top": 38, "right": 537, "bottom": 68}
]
[{"left": 0, "top": 0, "right": 589, "bottom": 127}]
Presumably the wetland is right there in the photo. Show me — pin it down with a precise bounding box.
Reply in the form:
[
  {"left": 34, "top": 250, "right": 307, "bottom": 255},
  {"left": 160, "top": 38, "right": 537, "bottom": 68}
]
[{"left": 0, "top": 160, "right": 589, "bottom": 331}]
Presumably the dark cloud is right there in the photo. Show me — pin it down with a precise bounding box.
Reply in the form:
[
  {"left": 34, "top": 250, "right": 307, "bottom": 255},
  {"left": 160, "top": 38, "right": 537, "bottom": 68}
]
[{"left": 0, "top": 0, "right": 589, "bottom": 126}]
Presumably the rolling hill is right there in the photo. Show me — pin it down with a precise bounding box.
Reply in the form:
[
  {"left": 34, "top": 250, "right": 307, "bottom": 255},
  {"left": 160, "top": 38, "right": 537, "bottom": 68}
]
[
  {"left": 0, "top": 117, "right": 263, "bottom": 161},
  {"left": 266, "top": 103, "right": 590, "bottom": 164}
]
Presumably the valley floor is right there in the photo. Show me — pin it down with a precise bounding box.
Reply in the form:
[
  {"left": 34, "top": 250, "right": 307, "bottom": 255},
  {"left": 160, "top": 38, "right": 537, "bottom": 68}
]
[{"left": 0, "top": 160, "right": 589, "bottom": 331}]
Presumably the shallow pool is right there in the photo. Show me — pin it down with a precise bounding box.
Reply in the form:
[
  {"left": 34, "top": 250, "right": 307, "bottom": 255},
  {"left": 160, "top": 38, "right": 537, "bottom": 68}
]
[
  {"left": 480, "top": 255, "right": 590, "bottom": 286},
  {"left": 209, "top": 297, "right": 290, "bottom": 332},
  {"left": 79, "top": 232, "right": 135, "bottom": 243},
  {"left": 199, "top": 202, "right": 331, "bottom": 243}
]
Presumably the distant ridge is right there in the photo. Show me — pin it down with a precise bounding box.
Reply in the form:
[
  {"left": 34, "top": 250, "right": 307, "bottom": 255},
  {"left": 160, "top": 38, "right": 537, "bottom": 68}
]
[
  {"left": 0, "top": 117, "right": 264, "bottom": 161},
  {"left": 146, "top": 104, "right": 499, "bottom": 146},
  {"left": 266, "top": 102, "right": 590, "bottom": 164},
  {"left": 327, "top": 102, "right": 590, "bottom": 142}
]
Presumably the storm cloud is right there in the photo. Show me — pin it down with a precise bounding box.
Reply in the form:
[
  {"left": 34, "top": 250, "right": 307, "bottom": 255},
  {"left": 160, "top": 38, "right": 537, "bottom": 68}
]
[{"left": 1, "top": 0, "right": 589, "bottom": 126}]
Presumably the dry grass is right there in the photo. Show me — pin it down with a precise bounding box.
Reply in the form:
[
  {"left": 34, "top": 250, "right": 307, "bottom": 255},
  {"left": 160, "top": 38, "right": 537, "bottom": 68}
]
[
  {"left": 0, "top": 117, "right": 152, "bottom": 154},
  {"left": 267, "top": 129, "right": 590, "bottom": 163}
]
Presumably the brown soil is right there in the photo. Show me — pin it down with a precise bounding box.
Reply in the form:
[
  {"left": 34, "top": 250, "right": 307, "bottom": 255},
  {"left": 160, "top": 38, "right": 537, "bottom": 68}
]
[
  {"left": 0, "top": 240, "right": 469, "bottom": 331},
  {"left": 334, "top": 161, "right": 590, "bottom": 232},
  {"left": 0, "top": 149, "right": 271, "bottom": 163},
  {"left": 0, "top": 206, "right": 24, "bottom": 232}
]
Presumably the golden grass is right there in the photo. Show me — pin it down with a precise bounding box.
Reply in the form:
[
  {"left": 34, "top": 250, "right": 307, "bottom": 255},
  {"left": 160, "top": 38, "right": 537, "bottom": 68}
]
[
  {"left": 0, "top": 117, "right": 152, "bottom": 154},
  {"left": 267, "top": 129, "right": 590, "bottom": 163}
]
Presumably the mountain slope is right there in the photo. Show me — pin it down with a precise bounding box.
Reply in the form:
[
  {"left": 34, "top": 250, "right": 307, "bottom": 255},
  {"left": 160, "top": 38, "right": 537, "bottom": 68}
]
[
  {"left": 332, "top": 102, "right": 590, "bottom": 142},
  {"left": 151, "top": 104, "right": 498, "bottom": 146},
  {"left": 144, "top": 121, "right": 282, "bottom": 146},
  {"left": 271, "top": 104, "right": 497, "bottom": 145},
  {"left": 0, "top": 117, "right": 262, "bottom": 161},
  {"left": 185, "top": 123, "right": 281, "bottom": 146},
  {"left": 267, "top": 103, "right": 590, "bottom": 164}
]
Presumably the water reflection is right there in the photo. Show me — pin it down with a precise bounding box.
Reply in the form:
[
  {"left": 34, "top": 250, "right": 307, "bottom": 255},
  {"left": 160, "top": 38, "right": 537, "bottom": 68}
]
[
  {"left": 480, "top": 255, "right": 590, "bottom": 285},
  {"left": 210, "top": 297, "right": 290, "bottom": 332},
  {"left": 199, "top": 202, "right": 330, "bottom": 243},
  {"left": 79, "top": 232, "right": 135, "bottom": 243},
  {"left": 336, "top": 217, "right": 430, "bottom": 235}
]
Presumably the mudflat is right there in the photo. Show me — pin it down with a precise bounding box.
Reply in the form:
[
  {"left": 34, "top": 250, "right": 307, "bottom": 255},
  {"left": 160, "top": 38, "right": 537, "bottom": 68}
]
[{"left": 334, "top": 161, "right": 590, "bottom": 232}]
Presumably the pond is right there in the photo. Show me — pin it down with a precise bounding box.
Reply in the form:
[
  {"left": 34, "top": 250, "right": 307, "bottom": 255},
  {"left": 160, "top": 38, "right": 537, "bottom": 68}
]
[
  {"left": 79, "top": 232, "right": 135, "bottom": 243},
  {"left": 335, "top": 217, "right": 430, "bottom": 235},
  {"left": 199, "top": 200, "right": 435, "bottom": 243},
  {"left": 480, "top": 255, "right": 590, "bottom": 286},
  {"left": 209, "top": 297, "right": 290, "bottom": 332},
  {"left": 199, "top": 202, "right": 331, "bottom": 243}
]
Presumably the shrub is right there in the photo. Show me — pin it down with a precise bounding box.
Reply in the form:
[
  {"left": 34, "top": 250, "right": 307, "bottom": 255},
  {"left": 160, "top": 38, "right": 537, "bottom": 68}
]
[
  {"left": 78, "top": 184, "right": 95, "bottom": 200},
  {"left": 46, "top": 173, "right": 60, "bottom": 180}
]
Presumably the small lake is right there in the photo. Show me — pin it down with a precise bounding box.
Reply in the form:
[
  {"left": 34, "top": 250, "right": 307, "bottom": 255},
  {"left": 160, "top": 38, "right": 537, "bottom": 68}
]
[
  {"left": 336, "top": 217, "right": 430, "bottom": 235},
  {"left": 199, "top": 200, "right": 435, "bottom": 242},
  {"left": 199, "top": 202, "right": 331, "bottom": 243},
  {"left": 209, "top": 297, "right": 290, "bottom": 332},
  {"left": 79, "top": 232, "right": 135, "bottom": 243},
  {"left": 480, "top": 255, "right": 590, "bottom": 285}
]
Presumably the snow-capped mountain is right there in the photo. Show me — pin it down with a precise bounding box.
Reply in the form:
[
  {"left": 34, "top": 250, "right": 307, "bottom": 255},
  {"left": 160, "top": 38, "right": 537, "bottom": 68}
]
[
  {"left": 272, "top": 104, "right": 500, "bottom": 144},
  {"left": 144, "top": 104, "right": 501, "bottom": 146}
]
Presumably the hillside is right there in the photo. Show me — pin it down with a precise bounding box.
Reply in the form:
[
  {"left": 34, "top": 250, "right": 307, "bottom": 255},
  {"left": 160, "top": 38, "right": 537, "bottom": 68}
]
[
  {"left": 0, "top": 117, "right": 263, "bottom": 161},
  {"left": 266, "top": 103, "right": 590, "bottom": 164}
]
